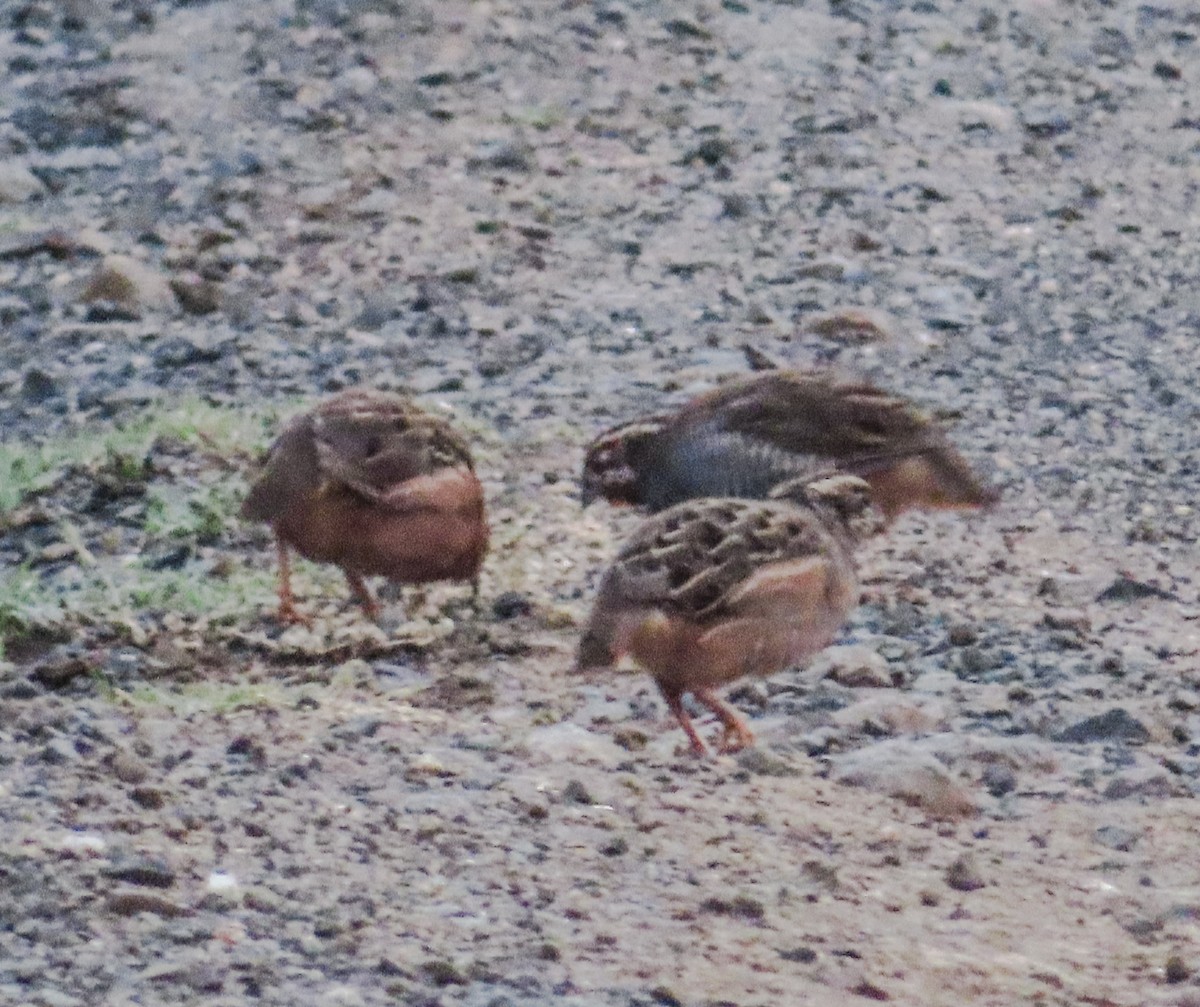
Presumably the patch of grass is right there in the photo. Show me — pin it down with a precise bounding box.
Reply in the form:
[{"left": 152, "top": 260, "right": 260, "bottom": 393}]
[
  {"left": 506, "top": 105, "right": 566, "bottom": 131},
  {"left": 142, "top": 482, "right": 243, "bottom": 545},
  {"left": 0, "top": 397, "right": 298, "bottom": 657},
  {"left": 0, "top": 566, "right": 64, "bottom": 660},
  {"left": 123, "top": 679, "right": 295, "bottom": 715},
  {"left": 0, "top": 556, "right": 280, "bottom": 657},
  {"left": 117, "top": 563, "right": 278, "bottom": 620},
  {"left": 0, "top": 396, "right": 276, "bottom": 517}
]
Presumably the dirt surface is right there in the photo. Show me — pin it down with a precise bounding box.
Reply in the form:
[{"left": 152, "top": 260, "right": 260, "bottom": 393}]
[{"left": 2, "top": 1, "right": 1200, "bottom": 1005}]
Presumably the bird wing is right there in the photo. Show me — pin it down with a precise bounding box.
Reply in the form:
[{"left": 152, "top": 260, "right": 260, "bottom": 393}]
[
  {"left": 310, "top": 394, "right": 475, "bottom": 509},
  {"left": 606, "top": 499, "right": 832, "bottom": 621},
  {"left": 693, "top": 553, "right": 849, "bottom": 676},
  {"left": 242, "top": 389, "right": 476, "bottom": 521},
  {"left": 690, "top": 370, "right": 944, "bottom": 466},
  {"left": 720, "top": 553, "right": 845, "bottom": 622},
  {"left": 643, "top": 424, "right": 829, "bottom": 508}
]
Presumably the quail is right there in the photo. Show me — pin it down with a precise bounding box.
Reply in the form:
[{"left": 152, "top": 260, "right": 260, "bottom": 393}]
[
  {"left": 242, "top": 388, "right": 488, "bottom": 624},
  {"left": 576, "top": 473, "right": 883, "bottom": 756},
  {"left": 581, "top": 369, "right": 997, "bottom": 520}
]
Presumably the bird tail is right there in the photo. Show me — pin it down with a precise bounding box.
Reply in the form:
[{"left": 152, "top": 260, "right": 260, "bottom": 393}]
[{"left": 910, "top": 446, "right": 1000, "bottom": 511}]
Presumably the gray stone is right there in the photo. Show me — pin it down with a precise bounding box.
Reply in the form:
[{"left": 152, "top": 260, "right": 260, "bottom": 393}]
[
  {"left": 945, "top": 854, "right": 985, "bottom": 892},
  {"left": 832, "top": 742, "right": 976, "bottom": 819},
  {"left": 1102, "top": 769, "right": 1177, "bottom": 801},
  {"left": 810, "top": 645, "right": 894, "bottom": 688},
  {"left": 981, "top": 763, "right": 1017, "bottom": 798},
  {"left": 1055, "top": 709, "right": 1150, "bottom": 745},
  {"left": 0, "top": 164, "right": 45, "bottom": 203},
  {"left": 102, "top": 854, "right": 176, "bottom": 889},
  {"left": 1094, "top": 826, "right": 1140, "bottom": 852},
  {"left": 33, "top": 989, "right": 84, "bottom": 1007}
]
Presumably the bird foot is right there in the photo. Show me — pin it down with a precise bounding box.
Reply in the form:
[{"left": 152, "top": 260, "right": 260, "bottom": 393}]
[
  {"left": 691, "top": 689, "right": 755, "bottom": 755},
  {"left": 715, "top": 722, "right": 755, "bottom": 755},
  {"left": 671, "top": 716, "right": 710, "bottom": 758}
]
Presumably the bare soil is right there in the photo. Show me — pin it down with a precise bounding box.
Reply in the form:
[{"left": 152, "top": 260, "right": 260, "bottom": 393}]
[{"left": 2, "top": 2, "right": 1199, "bottom": 1006}]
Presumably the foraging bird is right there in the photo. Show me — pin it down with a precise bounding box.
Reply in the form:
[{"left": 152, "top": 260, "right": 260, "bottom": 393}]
[
  {"left": 581, "top": 369, "right": 998, "bottom": 520},
  {"left": 242, "top": 388, "right": 488, "bottom": 625},
  {"left": 576, "top": 473, "right": 883, "bottom": 756}
]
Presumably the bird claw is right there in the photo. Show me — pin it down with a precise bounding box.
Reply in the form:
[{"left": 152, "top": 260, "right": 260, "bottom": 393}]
[{"left": 716, "top": 726, "right": 754, "bottom": 755}]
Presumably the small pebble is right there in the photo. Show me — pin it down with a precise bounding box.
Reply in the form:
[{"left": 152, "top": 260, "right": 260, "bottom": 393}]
[
  {"left": 945, "top": 855, "right": 985, "bottom": 892},
  {"left": 1166, "top": 955, "right": 1190, "bottom": 984}
]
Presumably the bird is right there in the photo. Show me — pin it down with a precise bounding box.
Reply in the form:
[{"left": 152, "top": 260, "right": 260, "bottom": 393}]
[
  {"left": 575, "top": 473, "right": 883, "bottom": 756},
  {"left": 580, "top": 368, "right": 998, "bottom": 520},
  {"left": 241, "top": 388, "right": 488, "bottom": 625}
]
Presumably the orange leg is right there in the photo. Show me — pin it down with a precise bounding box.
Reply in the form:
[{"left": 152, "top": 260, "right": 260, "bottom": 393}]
[
  {"left": 344, "top": 571, "right": 381, "bottom": 621},
  {"left": 694, "top": 687, "right": 755, "bottom": 754},
  {"left": 657, "top": 681, "right": 709, "bottom": 757},
  {"left": 274, "top": 538, "right": 312, "bottom": 627}
]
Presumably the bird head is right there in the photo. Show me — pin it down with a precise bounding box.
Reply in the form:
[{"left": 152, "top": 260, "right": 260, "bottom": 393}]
[
  {"left": 580, "top": 416, "right": 668, "bottom": 507},
  {"left": 769, "top": 473, "right": 884, "bottom": 542}
]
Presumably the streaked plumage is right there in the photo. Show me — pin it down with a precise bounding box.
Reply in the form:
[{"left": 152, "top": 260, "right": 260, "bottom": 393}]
[
  {"left": 581, "top": 369, "right": 998, "bottom": 519},
  {"left": 242, "top": 388, "right": 488, "bottom": 624},
  {"left": 576, "top": 474, "right": 883, "bottom": 756}
]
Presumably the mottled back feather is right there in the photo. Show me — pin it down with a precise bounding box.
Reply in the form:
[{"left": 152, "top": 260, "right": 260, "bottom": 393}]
[
  {"left": 678, "top": 370, "right": 942, "bottom": 462},
  {"left": 597, "top": 497, "right": 844, "bottom": 624},
  {"left": 242, "top": 389, "right": 475, "bottom": 522}
]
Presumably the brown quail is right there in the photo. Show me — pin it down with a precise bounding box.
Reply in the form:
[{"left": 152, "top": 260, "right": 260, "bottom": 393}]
[
  {"left": 576, "top": 473, "right": 883, "bottom": 756},
  {"left": 242, "top": 388, "right": 488, "bottom": 624}
]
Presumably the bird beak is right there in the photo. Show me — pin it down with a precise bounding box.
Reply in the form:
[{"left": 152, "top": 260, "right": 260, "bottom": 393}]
[{"left": 580, "top": 484, "right": 597, "bottom": 508}]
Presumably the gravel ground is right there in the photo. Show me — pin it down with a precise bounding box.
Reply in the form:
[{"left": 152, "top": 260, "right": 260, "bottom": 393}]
[{"left": 2, "top": 1, "right": 1200, "bottom": 1005}]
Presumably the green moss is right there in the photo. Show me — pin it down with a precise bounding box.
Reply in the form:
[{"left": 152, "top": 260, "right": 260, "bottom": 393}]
[
  {"left": 0, "top": 567, "right": 61, "bottom": 660},
  {"left": 117, "top": 563, "right": 278, "bottom": 619},
  {"left": 142, "top": 482, "right": 242, "bottom": 545},
  {"left": 123, "top": 679, "right": 295, "bottom": 714},
  {"left": 0, "top": 397, "right": 298, "bottom": 657},
  {"left": 0, "top": 396, "right": 275, "bottom": 518},
  {"left": 506, "top": 105, "right": 565, "bottom": 131}
]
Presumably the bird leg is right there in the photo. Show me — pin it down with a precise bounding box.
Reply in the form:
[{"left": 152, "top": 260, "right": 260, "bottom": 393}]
[
  {"left": 693, "top": 687, "right": 755, "bottom": 754},
  {"left": 344, "top": 571, "right": 381, "bottom": 621},
  {"left": 656, "top": 680, "right": 709, "bottom": 757},
  {"left": 274, "top": 539, "right": 312, "bottom": 627}
]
